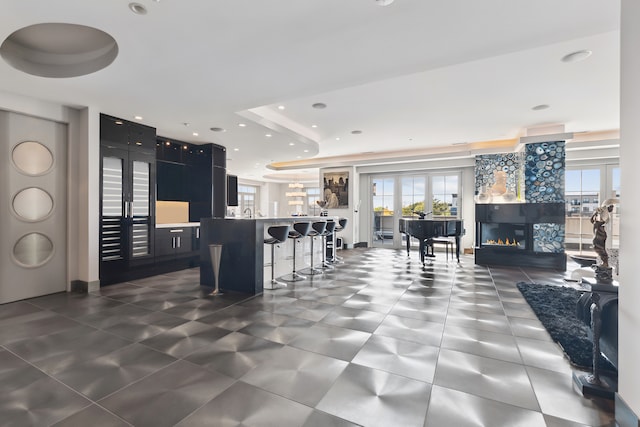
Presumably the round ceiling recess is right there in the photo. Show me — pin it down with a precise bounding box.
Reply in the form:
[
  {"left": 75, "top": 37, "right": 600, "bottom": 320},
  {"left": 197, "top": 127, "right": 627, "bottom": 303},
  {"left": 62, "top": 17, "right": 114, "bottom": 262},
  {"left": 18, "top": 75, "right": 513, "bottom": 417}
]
[{"left": 0, "top": 23, "right": 118, "bottom": 78}]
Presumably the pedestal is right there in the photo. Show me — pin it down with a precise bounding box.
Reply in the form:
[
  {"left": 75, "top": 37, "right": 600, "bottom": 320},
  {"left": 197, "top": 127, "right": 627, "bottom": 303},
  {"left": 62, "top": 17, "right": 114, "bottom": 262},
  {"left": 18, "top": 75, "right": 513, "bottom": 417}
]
[{"left": 208, "top": 244, "right": 223, "bottom": 296}]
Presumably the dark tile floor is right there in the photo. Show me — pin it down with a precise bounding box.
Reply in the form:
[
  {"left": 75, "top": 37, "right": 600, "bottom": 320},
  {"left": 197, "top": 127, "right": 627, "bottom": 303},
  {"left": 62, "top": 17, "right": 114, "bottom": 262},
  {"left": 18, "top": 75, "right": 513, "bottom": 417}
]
[{"left": 0, "top": 248, "right": 615, "bottom": 426}]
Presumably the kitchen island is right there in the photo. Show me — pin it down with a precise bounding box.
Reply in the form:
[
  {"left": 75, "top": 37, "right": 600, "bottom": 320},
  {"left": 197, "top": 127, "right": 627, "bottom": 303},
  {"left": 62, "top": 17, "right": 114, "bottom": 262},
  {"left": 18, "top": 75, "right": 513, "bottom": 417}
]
[{"left": 199, "top": 217, "right": 330, "bottom": 294}]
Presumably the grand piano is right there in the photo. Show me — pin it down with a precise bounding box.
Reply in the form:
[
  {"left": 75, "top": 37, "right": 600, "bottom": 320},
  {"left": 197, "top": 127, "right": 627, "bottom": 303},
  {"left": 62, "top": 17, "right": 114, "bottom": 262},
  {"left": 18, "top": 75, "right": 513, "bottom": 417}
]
[{"left": 399, "top": 218, "right": 464, "bottom": 264}]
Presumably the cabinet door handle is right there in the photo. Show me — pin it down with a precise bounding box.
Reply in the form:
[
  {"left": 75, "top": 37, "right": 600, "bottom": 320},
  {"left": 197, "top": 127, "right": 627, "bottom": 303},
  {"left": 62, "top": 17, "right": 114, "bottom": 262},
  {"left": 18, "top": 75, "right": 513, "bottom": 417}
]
[
  {"left": 177, "top": 236, "right": 181, "bottom": 248},
  {"left": 170, "top": 229, "right": 184, "bottom": 233},
  {"left": 171, "top": 237, "right": 176, "bottom": 248},
  {"left": 196, "top": 228, "right": 200, "bottom": 239}
]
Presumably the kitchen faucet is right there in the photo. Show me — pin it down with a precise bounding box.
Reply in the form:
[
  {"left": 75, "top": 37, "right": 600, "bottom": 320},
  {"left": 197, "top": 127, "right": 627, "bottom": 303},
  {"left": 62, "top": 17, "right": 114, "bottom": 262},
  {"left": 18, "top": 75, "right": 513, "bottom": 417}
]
[{"left": 243, "top": 208, "right": 252, "bottom": 218}]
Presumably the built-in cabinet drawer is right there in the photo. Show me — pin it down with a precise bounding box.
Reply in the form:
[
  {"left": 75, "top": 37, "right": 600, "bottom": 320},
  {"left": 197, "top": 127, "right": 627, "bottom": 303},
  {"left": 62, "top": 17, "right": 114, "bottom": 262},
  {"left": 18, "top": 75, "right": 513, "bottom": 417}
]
[{"left": 155, "top": 227, "right": 193, "bottom": 258}]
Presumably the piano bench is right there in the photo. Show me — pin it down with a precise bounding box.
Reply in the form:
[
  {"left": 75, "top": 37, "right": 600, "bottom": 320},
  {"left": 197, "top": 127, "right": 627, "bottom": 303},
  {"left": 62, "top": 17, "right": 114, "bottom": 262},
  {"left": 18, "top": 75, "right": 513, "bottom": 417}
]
[{"left": 429, "top": 237, "right": 455, "bottom": 261}]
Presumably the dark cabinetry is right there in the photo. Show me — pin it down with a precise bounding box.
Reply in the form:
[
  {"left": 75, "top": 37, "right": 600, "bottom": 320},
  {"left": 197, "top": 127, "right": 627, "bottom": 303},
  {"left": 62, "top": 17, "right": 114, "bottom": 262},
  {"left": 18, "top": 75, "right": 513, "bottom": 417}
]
[
  {"left": 100, "top": 114, "right": 156, "bottom": 284},
  {"left": 155, "top": 227, "right": 194, "bottom": 258},
  {"left": 156, "top": 137, "right": 226, "bottom": 222}
]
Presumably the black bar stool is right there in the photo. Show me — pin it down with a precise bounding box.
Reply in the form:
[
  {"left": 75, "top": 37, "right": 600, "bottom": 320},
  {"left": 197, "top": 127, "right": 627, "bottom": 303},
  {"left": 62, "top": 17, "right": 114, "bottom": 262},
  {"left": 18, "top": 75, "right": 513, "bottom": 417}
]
[
  {"left": 300, "top": 221, "right": 326, "bottom": 276},
  {"left": 263, "top": 225, "right": 290, "bottom": 289},
  {"left": 281, "top": 222, "right": 311, "bottom": 282},
  {"left": 321, "top": 220, "right": 336, "bottom": 269}
]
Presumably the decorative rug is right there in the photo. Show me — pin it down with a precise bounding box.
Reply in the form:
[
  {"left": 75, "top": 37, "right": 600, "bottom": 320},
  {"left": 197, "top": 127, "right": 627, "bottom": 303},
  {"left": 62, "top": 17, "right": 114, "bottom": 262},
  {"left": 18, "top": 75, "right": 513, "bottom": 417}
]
[{"left": 516, "top": 282, "right": 615, "bottom": 372}]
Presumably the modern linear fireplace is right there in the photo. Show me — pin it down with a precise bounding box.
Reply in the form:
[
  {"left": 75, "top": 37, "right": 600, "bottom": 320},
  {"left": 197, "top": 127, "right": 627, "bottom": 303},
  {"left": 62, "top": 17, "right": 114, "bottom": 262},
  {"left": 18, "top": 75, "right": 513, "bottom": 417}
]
[{"left": 475, "top": 202, "right": 566, "bottom": 270}]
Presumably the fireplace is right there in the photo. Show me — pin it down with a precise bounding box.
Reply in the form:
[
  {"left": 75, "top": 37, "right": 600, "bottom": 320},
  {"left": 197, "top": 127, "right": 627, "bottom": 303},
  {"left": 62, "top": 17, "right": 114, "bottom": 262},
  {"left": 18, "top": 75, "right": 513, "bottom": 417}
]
[
  {"left": 480, "top": 223, "right": 526, "bottom": 249},
  {"left": 475, "top": 203, "right": 566, "bottom": 270}
]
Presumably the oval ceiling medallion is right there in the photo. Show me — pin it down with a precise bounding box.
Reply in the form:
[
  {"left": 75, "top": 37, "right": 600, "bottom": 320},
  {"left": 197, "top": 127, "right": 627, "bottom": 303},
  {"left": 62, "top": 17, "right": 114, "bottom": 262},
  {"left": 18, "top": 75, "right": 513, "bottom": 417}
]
[
  {"left": 13, "top": 187, "right": 54, "bottom": 222},
  {"left": 0, "top": 23, "right": 118, "bottom": 78},
  {"left": 13, "top": 233, "right": 54, "bottom": 268},
  {"left": 12, "top": 141, "right": 54, "bottom": 175}
]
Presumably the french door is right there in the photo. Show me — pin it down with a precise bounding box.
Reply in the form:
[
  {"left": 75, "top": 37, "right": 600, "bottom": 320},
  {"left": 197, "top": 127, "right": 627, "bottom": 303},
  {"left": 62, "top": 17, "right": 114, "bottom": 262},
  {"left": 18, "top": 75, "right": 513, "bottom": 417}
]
[
  {"left": 372, "top": 177, "right": 399, "bottom": 247},
  {"left": 369, "top": 172, "right": 461, "bottom": 249}
]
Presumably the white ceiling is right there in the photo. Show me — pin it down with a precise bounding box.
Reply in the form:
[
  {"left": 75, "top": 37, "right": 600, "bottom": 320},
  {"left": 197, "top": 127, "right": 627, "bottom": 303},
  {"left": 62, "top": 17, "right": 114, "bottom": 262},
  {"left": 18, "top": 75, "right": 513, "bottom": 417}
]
[{"left": 0, "top": 0, "right": 620, "bottom": 181}]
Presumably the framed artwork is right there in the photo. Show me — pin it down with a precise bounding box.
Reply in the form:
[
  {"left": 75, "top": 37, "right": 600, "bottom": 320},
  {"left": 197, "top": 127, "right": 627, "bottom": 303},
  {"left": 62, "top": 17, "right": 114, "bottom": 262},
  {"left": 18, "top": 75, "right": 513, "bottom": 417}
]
[{"left": 323, "top": 171, "right": 349, "bottom": 208}]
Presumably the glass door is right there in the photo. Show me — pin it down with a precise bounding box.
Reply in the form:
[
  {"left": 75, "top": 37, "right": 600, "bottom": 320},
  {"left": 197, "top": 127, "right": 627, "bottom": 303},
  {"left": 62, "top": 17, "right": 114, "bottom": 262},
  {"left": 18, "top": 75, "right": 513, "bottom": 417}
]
[
  {"left": 401, "top": 176, "right": 426, "bottom": 249},
  {"left": 372, "top": 177, "right": 397, "bottom": 247},
  {"left": 565, "top": 168, "right": 601, "bottom": 255},
  {"left": 369, "top": 172, "right": 462, "bottom": 249}
]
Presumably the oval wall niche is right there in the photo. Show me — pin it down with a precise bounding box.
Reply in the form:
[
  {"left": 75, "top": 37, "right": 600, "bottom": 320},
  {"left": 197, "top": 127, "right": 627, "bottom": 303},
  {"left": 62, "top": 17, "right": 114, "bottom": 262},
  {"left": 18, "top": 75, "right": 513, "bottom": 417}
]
[
  {"left": 0, "top": 23, "right": 118, "bottom": 78},
  {"left": 12, "top": 141, "right": 54, "bottom": 175},
  {"left": 13, "top": 187, "right": 54, "bottom": 221}
]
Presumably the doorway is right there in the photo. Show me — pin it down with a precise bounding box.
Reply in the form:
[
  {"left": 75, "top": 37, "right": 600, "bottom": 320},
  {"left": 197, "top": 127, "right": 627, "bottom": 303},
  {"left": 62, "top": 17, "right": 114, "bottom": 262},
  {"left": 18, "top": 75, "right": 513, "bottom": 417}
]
[{"left": 368, "top": 172, "right": 461, "bottom": 249}]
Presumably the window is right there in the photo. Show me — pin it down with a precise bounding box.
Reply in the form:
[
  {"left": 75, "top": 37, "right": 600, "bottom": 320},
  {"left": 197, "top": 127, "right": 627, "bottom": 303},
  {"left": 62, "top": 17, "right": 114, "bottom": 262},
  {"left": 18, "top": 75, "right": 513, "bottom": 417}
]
[
  {"left": 432, "top": 174, "right": 459, "bottom": 218},
  {"left": 238, "top": 184, "right": 258, "bottom": 216},
  {"left": 306, "top": 187, "right": 321, "bottom": 216}
]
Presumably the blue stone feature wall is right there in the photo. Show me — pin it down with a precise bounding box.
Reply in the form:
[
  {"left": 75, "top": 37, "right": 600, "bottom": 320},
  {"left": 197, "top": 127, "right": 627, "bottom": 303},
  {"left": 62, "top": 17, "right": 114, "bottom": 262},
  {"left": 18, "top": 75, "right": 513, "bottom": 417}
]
[
  {"left": 524, "top": 141, "right": 565, "bottom": 203},
  {"left": 533, "top": 223, "right": 565, "bottom": 253},
  {"left": 475, "top": 152, "right": 524, "bottom": 199}
]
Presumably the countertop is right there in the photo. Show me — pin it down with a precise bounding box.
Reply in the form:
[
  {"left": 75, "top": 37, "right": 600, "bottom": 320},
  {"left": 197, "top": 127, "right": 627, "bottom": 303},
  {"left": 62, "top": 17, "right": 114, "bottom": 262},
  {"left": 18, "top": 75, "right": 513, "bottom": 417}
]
[{"left": 155, "top": 222, "right": 200, "bottom": 228}]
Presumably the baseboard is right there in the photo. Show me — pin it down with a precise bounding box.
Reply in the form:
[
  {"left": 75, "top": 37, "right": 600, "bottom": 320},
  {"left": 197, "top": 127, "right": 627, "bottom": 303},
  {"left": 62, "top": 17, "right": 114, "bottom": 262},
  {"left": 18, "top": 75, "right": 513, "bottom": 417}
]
[
  {"left": 70, "top": 280, "right": 100, "bottom": 293},
  {"left": 616, "top": 393, "right": 640, "bottom": 427}
]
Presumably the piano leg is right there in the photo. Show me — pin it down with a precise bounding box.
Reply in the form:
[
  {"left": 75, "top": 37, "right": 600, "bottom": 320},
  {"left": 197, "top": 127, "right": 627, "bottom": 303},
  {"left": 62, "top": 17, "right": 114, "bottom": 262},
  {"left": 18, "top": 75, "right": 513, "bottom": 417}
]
[
  {"left": 418, "top": 239, "right": 425, "bottom": 264},
  {"left": 455, "top": 236, "right": 461, "bottom": 262},
  {"left": 405, "top": 233, "right": 410, "bottom": 257}
]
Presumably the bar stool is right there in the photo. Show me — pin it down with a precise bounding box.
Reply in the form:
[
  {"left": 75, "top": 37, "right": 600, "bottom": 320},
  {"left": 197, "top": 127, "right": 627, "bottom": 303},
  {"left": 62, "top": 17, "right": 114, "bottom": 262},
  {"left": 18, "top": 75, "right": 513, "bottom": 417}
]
[
  {"left": 321, "top": 220, "right": 336, "bottom": 269},
  {"left": 300, "top": 221, "right": 326, "bottom": 276},
  {"left": 331, "top": 218, "right": 347, "bottom": 263},
  {"left": 263, "top": 225, "right": 290, "bottom": 290},
  {"left": 280, "top": 222, "right": 311, "bottom": 282}
]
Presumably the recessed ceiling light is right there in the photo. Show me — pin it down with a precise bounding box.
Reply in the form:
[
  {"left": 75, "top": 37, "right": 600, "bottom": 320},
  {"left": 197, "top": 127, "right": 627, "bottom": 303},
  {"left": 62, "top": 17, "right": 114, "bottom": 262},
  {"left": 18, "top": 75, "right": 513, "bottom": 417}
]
[
  {"left": 303, "top": 149, "right": 309, "bottom": 153},
  {"left": 183, "top": 145, "right": 188, "bottom": 150},
  {"left": 289, "top": 142, "right": 295, "bottom": 146},
  {"left": 561, "top": 50, "right": 592, "bottom": 63},
  {"left": 114, "top": 121, "right": 123, "bottom": 125},
  {"left": 335, "top": 137, "right": 340, "bottom": 141},
  {"left": 210, "top": 127, "right": 226, "bottom": 132},
  {"left": 129, "top": 2, "right": 147, "bottom": 14},
  {"left": 238, "top": 123, "right": 246, "bottom": 127},
  {"left": 134, "top": 116, "right": 143, "bottom": 120},
  {"left": 311, "top": 124, "right": 318, "bottom": 128},
  {"left": 265, "top": 134, "right": 272, "bottom": 138},
  {"left": 312, "top": 102, "right": 327, "bottom": 109},
  {"left": 375, "top": 0, "right": 395, "bottom": 5},
  {"left": 192, "top": 132, "right": 199, "bottom": 136},
  {"left": 165, "top": 141, "right": 170, "bottom": 146},
  {"left": 234, "top": 148, "right": 240, "bottom": 151},
  {"left": 351, "top": 130, "right": 363, "bottom": 135},
  {"left": 277, "top": 105, "right": 285, "bottom": 110},
  {"left": 297, "top": 156, "right": 301, "bottom": 159},
  {"left": 531, "top": 104, "right": 550, "bottom": 111}
]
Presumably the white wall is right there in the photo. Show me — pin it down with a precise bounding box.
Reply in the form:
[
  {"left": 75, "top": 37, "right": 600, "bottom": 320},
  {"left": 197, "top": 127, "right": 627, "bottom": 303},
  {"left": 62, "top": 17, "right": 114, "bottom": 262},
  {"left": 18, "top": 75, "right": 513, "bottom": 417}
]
[
  {"left": 69, "top": 107, "right": 100, "bottom": 287},
  {"left": 619, "top": 0, "right": 640, "bottom": 418},
  {"left": 321, "top": 166, "right": 357, "bottom": 245}
]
